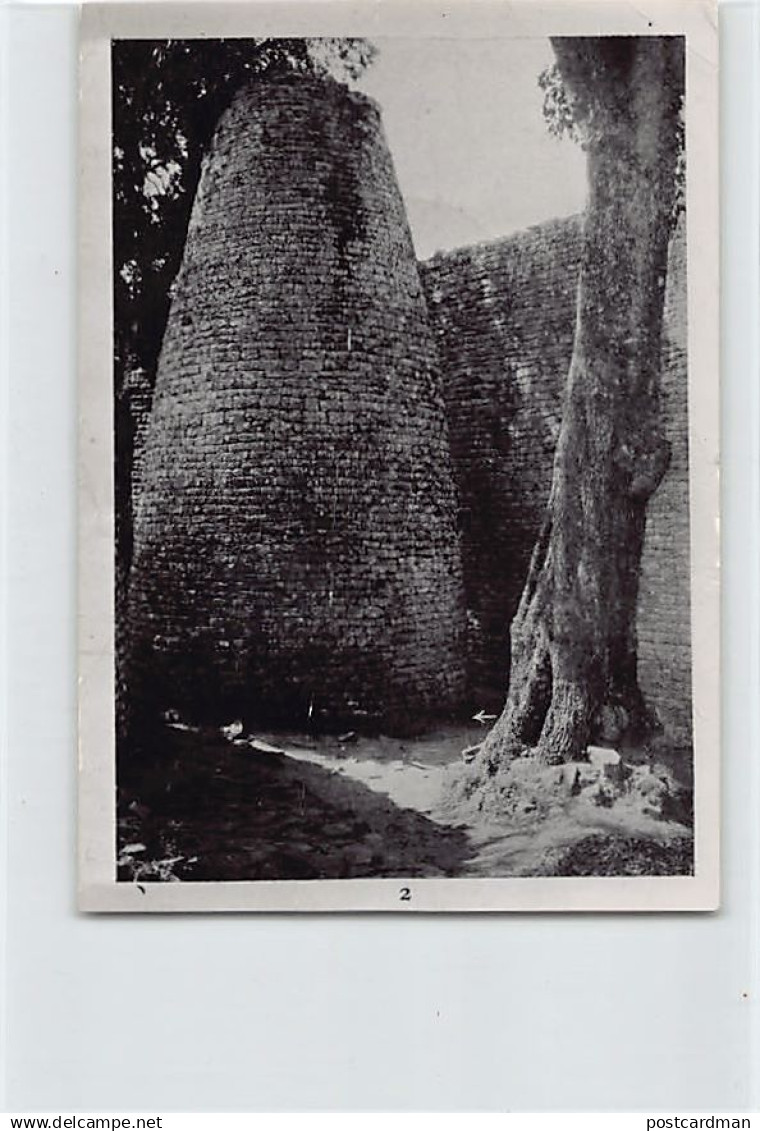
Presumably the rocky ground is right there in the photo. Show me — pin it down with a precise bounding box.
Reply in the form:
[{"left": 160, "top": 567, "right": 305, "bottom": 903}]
[{"left": 116, "top": 719, "right": 694, "bottom": 883}]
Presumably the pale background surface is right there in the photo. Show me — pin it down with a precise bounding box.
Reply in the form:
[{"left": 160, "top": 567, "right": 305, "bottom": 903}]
[{"left": 1, "top": 0, "right": 758, "bottom": 1111}]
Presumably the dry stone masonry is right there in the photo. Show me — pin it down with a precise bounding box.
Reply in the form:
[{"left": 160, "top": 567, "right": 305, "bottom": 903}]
[
  {"left": 124, "top": 74, "right": 692, "bottom": 746},
  {"left": 127, "top": 76, "right": 468, "bottom": 728},
  {"left": 635, "top": 227, "right": 691, "bottom": 744},
  {"left": 420, "top": 217, "right": 691, "bottom": 743},
  {"left": 420, "top": 219, "right": 581, "bottom": 706}
]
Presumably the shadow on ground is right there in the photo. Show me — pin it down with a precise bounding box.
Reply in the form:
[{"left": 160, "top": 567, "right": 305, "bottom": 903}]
[
  {"left": 117, "top": 727, "right": 474, "bottom": 882},
  {"left": 117, "top": 723, "right": 694, "bottom": 883}
]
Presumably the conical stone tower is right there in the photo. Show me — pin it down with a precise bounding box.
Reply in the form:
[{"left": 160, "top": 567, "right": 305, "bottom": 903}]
[{"left": 128, "top": 75, "right": 466, "bottom": 728}]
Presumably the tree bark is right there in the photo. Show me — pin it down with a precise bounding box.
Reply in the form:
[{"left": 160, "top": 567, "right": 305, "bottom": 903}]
[{"left": 479, "top": 36, "right": 683, "bottom": 771}]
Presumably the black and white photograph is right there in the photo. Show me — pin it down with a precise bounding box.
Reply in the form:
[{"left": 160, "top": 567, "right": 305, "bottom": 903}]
[{"left": 78, "top": 0, "right": 720, "bottom": 911}]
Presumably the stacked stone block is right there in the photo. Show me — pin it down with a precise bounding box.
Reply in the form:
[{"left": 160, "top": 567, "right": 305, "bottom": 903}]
[
  {"left": 123, "top": 74, "right": 692, "bottom": 744},
  {"left": 421, "top": 219, "right": 581, "bottom": 704},
  {"left": 635, "top": 226, "right": 692, "bottom": 744},
  {"left": 127, "top": 75, "right": 467, "bottom": 727},
  {"left": 421, "top": 218, "right": 692, "bottom": 743}
]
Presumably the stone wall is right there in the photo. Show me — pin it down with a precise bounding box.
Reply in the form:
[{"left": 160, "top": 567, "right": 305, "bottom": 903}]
[
  {"left": 420, "top": 217, "right": 692, "bottom": 743},
  {"left": 636, "top": 227, "right": 692, "bottom": 744},
  {"left": 420, "top": 219, "right": 581, "bottom": 705},
  {"left": 123, "top": 76, "right": 692, "bottom": 744},
  {"left": 127, "top": 75, "right": 467, "bottom": 728}
]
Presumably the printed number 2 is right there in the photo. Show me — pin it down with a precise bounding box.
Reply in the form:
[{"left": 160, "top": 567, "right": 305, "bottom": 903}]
[{"left": 399, "top": 887, "right": 411, "bottom": 902}]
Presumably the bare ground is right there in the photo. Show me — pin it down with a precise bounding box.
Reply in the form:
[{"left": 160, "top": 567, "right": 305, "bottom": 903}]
[{"left": 117, "top": 721, "right": 693, "bottom": 883}]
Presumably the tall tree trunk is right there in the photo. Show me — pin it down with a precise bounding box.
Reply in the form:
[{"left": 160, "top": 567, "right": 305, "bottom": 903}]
[{"left": 479, "top": 36, "right": 683, "bottom": 770}]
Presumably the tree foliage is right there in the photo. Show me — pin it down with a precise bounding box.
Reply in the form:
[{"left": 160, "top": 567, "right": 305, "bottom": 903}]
[{"left": 538, "top": 45, "right": 685, "bottom": 224}]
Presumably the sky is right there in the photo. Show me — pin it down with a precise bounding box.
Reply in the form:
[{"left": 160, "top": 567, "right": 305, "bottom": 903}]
[{"left": 355, "top": 37, "right": 588, "bottom": 260}]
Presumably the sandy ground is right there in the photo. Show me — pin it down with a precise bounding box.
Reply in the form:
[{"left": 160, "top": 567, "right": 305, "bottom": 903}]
[{"left": 117, "top": 721, "right": 693, "bottom": 883}]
